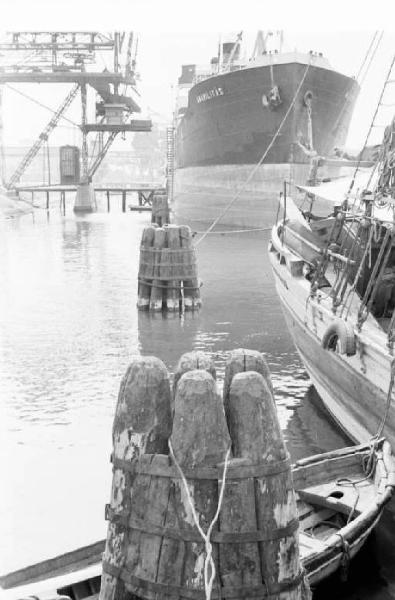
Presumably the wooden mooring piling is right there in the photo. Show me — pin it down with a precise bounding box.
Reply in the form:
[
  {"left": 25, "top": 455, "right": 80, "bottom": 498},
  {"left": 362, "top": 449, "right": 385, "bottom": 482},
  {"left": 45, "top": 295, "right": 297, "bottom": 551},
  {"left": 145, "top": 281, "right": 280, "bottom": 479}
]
[
  {"left": 151, "top": 189, "right": 170, "bottom": 226},
  {"left": 137, "top": 224, "right": 201, "bottom": 313},
  {"left": 100, "top": 349, "right": 311, "bottom": 600}
]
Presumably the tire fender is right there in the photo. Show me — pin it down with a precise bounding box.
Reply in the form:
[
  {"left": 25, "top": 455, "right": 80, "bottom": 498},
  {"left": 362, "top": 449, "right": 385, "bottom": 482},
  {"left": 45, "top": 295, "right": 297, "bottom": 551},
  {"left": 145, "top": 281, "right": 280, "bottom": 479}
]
[{"left": 322, "top": 318, "right": 356, "bottom": 356}]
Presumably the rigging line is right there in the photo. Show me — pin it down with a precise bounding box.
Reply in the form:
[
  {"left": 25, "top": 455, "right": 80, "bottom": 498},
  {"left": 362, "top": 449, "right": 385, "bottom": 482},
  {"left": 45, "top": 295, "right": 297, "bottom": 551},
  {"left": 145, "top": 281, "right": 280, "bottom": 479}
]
[
  {"left": 331, "top": 34, "right": 380, "bottom": 137},
  {"left": 342, "top": 226, "right": 374, "bottom": 320},
  {"left": 359, "top": 31, "right": 384, "bottom": 87},
  {"left": 356, "top": 31, "right": 378, "bottom": 82},
  {"left": 344, "top": 53, "right": 395, "bottom": 201},
  {"left": 195, "top": 61, "right": 312, "bottom": 247},
  {"left": 5, "top": 84, "right": 80, "bottom": 128}
]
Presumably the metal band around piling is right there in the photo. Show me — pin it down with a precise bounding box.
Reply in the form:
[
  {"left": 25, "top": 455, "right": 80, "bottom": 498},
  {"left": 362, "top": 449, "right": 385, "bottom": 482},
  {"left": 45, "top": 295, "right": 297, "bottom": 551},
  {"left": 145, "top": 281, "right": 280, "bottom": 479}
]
[
  {"left": 104, "top": 505, "right": 299, "bottom": 543},
  {"left": 102, "top": 561, "right": 306, "bottom": 598},
  {"left": 111, "top": 453, "right": 291, "bottom": 479},
  {"left": 137, "top": 276, "right": 201, "bottom": 289}
]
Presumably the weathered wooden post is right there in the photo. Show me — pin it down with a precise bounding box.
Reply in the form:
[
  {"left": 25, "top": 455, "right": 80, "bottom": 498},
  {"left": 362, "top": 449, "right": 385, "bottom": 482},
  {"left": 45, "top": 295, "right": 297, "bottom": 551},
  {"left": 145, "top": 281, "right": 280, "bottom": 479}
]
[
  {"left": 179, "top": 225, "right": 201, "bottom": 310},
  {"left": 168, "top": 370, "right": 231, "bottom": 593},
  {"left": 101, "top": 349, "right": 308, "bottom": 600},
  {"left": 173, "top": 350, "right": 216, "bottom": 405},
  {"left": 149, "top": 227, "right": 167, "bottom": 311},
  {"left": 151, "top": 191, "right": 170, "bottom": 226},
  {"left": 109, "top": 369, "right": 231, "bottom": 599},
  {"left": 162, "top": 225, "right": 181, "bottom": 311},
  {"left": 223, "top": 348, "right": 273, "bottom": 415},
  {"left": 100, "top": 356, "right": 172, "bottom": 600},
  {"left": 137, "top": 226, "right": 156, "bottom": 310},
  {"left": 151, "top": 193, "right": 159, "bottom": 225},
  {"left": 137, "top": 225, "right": 201, "bottom": 314},
  {"left": 226, "top": 368, "right": 310, "bottom": 600}
]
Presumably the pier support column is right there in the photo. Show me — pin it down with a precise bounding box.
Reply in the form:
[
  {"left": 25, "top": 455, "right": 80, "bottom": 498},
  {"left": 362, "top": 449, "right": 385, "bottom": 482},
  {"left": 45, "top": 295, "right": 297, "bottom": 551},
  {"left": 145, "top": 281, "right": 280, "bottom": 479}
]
[
  {"left": 74, "top": 82, "right": 96, "bottom": 213},
  {"left": 74, "top": 181, "right": 97, "bottom": 213}
]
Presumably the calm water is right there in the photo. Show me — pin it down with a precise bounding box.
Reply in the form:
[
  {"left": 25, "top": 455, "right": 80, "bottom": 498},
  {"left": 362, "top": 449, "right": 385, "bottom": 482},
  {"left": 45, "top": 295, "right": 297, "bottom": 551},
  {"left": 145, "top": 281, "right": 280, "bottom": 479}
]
[{"left": 0, "top": 203, "right": 394, "bottom": 598}]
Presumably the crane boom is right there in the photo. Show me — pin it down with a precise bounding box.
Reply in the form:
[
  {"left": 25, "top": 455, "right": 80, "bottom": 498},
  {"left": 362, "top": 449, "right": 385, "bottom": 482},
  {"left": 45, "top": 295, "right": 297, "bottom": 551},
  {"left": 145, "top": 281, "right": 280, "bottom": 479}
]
[
  {"left": 88, "top": 131, "right": 118, "bottom": 179},
  {"left": 7, "top": 83, "right": 80, "bottom": 188}
]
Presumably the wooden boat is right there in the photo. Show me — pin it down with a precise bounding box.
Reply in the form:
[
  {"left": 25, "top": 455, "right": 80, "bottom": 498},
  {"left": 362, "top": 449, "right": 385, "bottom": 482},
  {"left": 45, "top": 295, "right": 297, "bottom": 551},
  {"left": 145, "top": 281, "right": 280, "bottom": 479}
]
[
  {"left": 2, "top": 440, "right": 394, "bottom": 599},
  {"left": 269, "top": 99, "right": 395, "bottom": 450}
]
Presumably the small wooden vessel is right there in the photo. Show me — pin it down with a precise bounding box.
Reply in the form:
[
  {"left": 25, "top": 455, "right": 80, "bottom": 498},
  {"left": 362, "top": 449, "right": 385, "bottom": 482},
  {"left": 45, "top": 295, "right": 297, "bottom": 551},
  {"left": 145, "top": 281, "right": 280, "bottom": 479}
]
[{"left": 2, "top": 440, "right": 393, "bottom": 600}]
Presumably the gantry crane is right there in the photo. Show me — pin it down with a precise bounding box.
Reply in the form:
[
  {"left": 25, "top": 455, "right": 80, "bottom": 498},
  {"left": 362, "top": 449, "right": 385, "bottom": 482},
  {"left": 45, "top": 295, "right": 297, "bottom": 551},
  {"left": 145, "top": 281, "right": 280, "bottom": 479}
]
[
  {"left": 7, "top": 84, "right": 79, "bottom": 188},
  {"left": 0, "top": 32, "right": 152, "bottom": 199}
]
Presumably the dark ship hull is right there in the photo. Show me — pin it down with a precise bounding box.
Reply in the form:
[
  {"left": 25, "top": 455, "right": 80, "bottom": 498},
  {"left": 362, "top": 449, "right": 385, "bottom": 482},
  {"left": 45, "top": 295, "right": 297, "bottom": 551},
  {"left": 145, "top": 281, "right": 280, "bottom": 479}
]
[{"left": 174, "top": 61, "right": 359, "bottom": 227}]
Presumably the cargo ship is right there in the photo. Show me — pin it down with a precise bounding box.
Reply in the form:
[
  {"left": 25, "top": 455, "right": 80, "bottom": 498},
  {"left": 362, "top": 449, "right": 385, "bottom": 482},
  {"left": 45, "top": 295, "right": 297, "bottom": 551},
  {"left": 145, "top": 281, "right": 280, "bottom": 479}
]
[{"left": 174, "top": 32, "right": 360, "bottom": 227}]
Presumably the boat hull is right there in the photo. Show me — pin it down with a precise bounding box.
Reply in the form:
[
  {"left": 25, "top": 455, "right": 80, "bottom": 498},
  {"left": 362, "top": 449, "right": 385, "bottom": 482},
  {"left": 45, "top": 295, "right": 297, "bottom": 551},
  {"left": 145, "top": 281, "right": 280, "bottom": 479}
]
[
  {"left": 176, "top": 62, "right": 358, "bottom": 167},
  {"left": 281, "top": 298, "right": 387, "bottom": 444},
  {"left": 174, "top": 60, "right": 359, "bottom": 227}
]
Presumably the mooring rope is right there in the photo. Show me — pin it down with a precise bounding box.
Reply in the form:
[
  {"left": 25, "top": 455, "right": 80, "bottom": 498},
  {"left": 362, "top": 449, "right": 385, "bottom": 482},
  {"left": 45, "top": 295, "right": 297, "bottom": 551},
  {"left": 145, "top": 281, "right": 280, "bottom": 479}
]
[
  {"left": 168, "top": 440, "right": 231, "bottom": 600},
  {"left": 192, "top": 226, "right": 272, "bottom": 235},
  {"left": 194, "top": 61, "right": 313, "bottom": 246}
]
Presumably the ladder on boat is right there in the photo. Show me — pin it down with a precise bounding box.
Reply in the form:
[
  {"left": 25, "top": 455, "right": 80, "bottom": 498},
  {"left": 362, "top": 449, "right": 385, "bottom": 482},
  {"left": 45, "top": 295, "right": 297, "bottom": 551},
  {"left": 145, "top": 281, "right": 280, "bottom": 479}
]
[
  {"left": 6, "top": 84, "right": 80, "bottom": 189},
  {"left": 166, "top": 125, "right": 175, "bottom": 201}
]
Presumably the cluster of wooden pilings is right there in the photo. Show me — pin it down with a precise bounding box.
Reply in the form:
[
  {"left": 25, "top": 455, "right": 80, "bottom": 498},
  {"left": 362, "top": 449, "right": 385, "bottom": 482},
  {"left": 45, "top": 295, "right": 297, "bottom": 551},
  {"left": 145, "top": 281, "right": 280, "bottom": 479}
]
[
  {"left": 151, "top": 189, "right": 170, "bottom": 226},
  {"left": 137, "top": 224, "right": 201, "bottom": 312},
  {"left": 100, "top": 349, "right": 310, "bottom": 600}
]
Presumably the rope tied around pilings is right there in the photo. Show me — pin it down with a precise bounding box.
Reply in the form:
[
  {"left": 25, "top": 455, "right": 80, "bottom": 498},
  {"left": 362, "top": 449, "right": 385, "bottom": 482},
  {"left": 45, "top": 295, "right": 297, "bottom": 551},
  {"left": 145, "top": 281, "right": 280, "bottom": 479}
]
[{"left": 168, "top": 440, "right": 231, "bottom": 600}]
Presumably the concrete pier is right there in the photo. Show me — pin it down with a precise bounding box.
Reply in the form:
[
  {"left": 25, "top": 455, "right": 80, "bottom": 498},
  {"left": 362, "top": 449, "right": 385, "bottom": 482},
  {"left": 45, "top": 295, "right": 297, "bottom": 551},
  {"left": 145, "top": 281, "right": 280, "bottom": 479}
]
[{"left": 74, "top": 182, "right": 97, "bottom": 213}]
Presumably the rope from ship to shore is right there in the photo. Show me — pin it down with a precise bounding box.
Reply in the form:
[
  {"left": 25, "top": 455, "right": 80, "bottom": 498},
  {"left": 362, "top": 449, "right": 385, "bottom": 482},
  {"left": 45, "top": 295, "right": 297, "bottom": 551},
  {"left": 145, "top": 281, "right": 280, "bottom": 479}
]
[
  {"left": 192, "top": 226, "right": 272, "bottom": 235},
  {"left": 194, "top": 61, "right": 313, "bottom": 247}
]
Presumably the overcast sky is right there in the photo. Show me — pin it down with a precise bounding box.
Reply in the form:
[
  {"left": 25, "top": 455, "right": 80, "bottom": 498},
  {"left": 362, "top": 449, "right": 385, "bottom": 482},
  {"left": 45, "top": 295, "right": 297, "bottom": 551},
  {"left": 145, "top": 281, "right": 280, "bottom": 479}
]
[{"left": 1, "top": 1, "right": 394, "bottom": 152}]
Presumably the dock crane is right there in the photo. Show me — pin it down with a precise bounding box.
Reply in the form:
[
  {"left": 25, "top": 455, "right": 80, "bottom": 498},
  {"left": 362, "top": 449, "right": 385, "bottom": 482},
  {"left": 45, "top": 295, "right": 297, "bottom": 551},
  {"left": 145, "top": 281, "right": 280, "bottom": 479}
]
[
  {"left": 0, "top": 32, "right": 152, "bottom": 210},
  {"left": 6, "top": 84, "right": 79, "bottom": 189}
]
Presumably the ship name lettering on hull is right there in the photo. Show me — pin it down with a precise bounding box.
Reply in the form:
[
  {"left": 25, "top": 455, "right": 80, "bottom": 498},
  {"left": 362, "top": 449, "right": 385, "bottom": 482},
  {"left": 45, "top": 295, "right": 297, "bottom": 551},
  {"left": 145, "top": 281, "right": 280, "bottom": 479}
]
[{"left": 196, "top": 87, "right": 224, "bottom": 103}]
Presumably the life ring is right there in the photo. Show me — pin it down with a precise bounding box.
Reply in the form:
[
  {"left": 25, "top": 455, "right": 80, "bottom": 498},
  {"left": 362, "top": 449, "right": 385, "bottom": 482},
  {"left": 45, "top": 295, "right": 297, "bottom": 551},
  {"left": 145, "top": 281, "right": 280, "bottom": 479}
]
[{"left": 321, "top": 318, "right": 356, "bottom": 356}]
